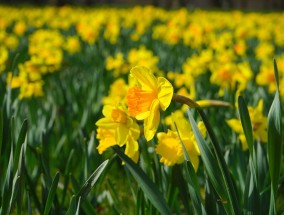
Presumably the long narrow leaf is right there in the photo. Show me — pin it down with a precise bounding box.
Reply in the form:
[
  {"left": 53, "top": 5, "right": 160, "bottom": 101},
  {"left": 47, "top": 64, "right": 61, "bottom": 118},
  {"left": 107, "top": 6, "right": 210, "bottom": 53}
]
[
  {"left": 43, "top": 172, "right": 60, "bottom": 215},
  {"left": 174, "top": 122, "right": 206, "bottom": 215},
  {"left": 187, "top": 110, "right": 234, "bottom": 214},
  {"left": 238, "top": 96, "right": 259, "bottom": 192},
  {"left": 113, "top": 146, "right": 171, "bottom": 215},
  {"left": 238, "top": 96, "right": 254, "bottom": 157},
  {"left": 66, "top": 195, "right": 77, "bottom": 215},
  {"left": 0, "top": 109, "right": 3, "bottom": 156},
  {"left": 267, "top": 91, "right": 282, "bottom": 213},
  {"left": 77, "top": 159, "right": 109, "bottom": 201},
  {"left": 243, "top": 159, "right": 260, "bottom": 214},
  {"left": 1, "top": 144, "right": 14, "bottom": 215},
  {"left": 194, "top": 109, "right": 240, "bottom": 215},
  {"left": 14, "top": 119, "right": 28, "bottom": 173}
]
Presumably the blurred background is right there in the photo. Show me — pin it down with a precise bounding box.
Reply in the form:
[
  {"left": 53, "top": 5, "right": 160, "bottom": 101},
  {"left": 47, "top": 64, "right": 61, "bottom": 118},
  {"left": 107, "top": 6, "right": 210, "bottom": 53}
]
[{"left": 2, "top": 0, "right": 284, "bottom": 10}]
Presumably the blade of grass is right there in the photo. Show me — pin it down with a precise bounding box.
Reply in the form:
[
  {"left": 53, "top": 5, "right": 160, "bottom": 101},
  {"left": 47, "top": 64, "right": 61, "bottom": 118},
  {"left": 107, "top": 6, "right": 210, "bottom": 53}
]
[
  {"left": 268, "top": 60, "right": 282, "bottom": 214},
  {"left": 187, "top": 110, "right": 234, "bottom": 214},
  {"left": 77, "top": 159, "right": 108, "bottom": 201},
  {"left": 194, "top": 108, "right": 240, "bottom": 215},
  {"left": 14, "top": 119, "right": 28, "bottom": 173},
  {"left": 238, "top": 97, "right": 254, "bottom": 162},
  {"left": 113, "top": 146, "right": 171, "bottom": 215},
  {"left": 267, "top": 61, "right": 282, "bottom": 214},
  {"left": 238, "top": 96, "right": 260, "bottom": 209},
  {"left": 1, "top": 143, "right": 14, "bottom": 215},
  {"left": 66, "top": 195, "right": 76, "bottom": 215},
  {"left": 174, "top": 121, "right": 206, "bottom": 215},
  {"left": 243, "top": 158, "right": 260, "bottom": 214},
  {"left": 0, "top": 109, "right": 3, "bottom": 156},
  {"left": 70, "top": 174, "right": 97, "bottom": 214},
  {"left": 75, "top": 197, "right": 81, "bottom": 215},
  {"left": 43, "top": 172, "right": 60, "bottom": 215}
]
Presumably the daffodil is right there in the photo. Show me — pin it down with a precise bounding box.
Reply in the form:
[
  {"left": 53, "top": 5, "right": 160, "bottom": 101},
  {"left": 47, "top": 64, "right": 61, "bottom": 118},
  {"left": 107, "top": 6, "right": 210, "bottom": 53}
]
[
  {"left": 227, "top": 99, "right": 267, "bottom": 150},
  {"left": 96, "top": 105, "right": 140, "bottom": 162},
  {"left": 127, "top": 66, "right": 173, "bottom": 141},
  {"left": 156, "top": 111, "right": 206, "bottom": 170}
]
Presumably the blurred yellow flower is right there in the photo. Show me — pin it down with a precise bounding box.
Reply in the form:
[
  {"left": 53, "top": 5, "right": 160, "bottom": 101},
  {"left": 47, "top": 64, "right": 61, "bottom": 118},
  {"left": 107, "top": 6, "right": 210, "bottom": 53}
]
[
  {"left": 103, "top": 78, "right": 129, "bottom": 106},
  {"left": 227, "top": 99, "right": 267, "bottom": 150},
  {"left": 156, "top": 111, "right": 206, "bottom": 170},
  {"left": 64, "top": 36, "right": 81, "bottom": 54},
  {"left": 96, "top": 105, "right": 140, "bottom": 162},
  {"left": 127, "top": 66, "right": 173, "bottom": 141},
  {"left": 14, "top": 21, "right": 26, "bottom": 36},
  {"left": 0, "top": 46, "right": 8, "bottom": 73}
]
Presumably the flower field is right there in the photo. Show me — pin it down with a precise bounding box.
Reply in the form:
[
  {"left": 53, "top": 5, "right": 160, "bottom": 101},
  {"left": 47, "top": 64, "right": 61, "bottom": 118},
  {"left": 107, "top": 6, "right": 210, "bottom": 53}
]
[{"left": 0, "top": 5, "right": 284, "bottom": 214}]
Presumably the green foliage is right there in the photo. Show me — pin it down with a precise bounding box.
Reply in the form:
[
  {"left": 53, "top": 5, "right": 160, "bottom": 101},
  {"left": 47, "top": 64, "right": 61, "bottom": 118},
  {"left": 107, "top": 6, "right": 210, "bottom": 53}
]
[{"left": 0, "top": 6, "right": 283, "bottom": 215}]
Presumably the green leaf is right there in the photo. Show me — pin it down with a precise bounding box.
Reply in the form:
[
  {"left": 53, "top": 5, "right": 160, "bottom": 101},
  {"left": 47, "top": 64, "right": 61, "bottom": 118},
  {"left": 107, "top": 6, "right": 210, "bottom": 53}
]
[
  {"left": 174, "top": 122, "right": 206, "bottom": 215},
  {"left": 70, "top": 175, "right": 97, "bottom": 214},
  {"left": 1, "top": 144, "right": 14, "bottom": 215},
  {"left": 14, "top": 119, "right": 28, "bottom": 172},
  {"left": 7, "top": 176, "right": 21, "bottom": 215},
  {"left": 273, "top": 59, "right": 280, "bottom": 89},
  {"left": 77, "top": 159, "right": 109, "bottom": 201},
  {"left": 238, "top": 96, "right": 258, "bottom": 191},
  {"left": 0, "top": 109, "right": 3, "bottom": 156},
  {"left": 187, "top": 110, "right": 237, "bottom": 215},
  {"left": 267, "top": 90, "right": 282, "bottom": 212},
  {"left": 43, "top": 172, "right": 60, "bottom": 215},
  {"left": 113, "top": 146, "right": 171, "bottom": 215},
  {"left": 66, "top": 195, "right": 77, "bottom": 215},
  {"left": 16, "top": 144, "right": 26, "bottom": 215},
  {"left": 243, "top": 158, "right": 260, "bottom": 214},
  {"left": 238, "top": 96, "right": 254, "bottom": 156},
  {"left": 75, "top": 197, "right": 81, "bottom": 215},
  {"left": 27, "top": 191, "right": 32, "bottom": 215}
]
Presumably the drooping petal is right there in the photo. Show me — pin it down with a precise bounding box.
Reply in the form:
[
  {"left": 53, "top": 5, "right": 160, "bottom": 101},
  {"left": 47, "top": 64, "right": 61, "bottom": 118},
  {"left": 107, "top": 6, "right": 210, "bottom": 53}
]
[
  {"left": 96, "top": 118, "right": 117, "bottom": 129},
  {"left": 130, "top": 121, "right": 141, "bottom": 140},
  {"left": 135, "top": 111, "right": 150, "bottom": 120},
  {"left": 96, "top": 128, "right": 117, "bottom": 154},
  {"left": 157, "top": 77, "right": 174, "bottom": 111},
  {"left": 188, "top": 152, "right": 199, "bottom": 172},
  {"left": 116, "top": 125, "right": 129, "bottom": 146},
  {"left": 147, "top": 99, "right": 160, "bottom": 130},
  {"left": 125, "top": 136, "right": 139, "bottom": 163},
  {"left": 130, "top": 66, "right": 157, "bottom": 91},
  {"left": 144, "top": 99, "right": 160, "bottom": 141},
  {"left": 226, "top": 119, "right": 243, "bottom": 133}
]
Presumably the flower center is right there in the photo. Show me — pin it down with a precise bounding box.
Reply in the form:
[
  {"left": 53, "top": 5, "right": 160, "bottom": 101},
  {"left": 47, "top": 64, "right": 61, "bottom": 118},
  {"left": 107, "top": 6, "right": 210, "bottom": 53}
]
[
  {"left": 127, "top": 86, "right": 157, "bottom": 117},
  {"left": 111, "top": 108, "right": 128, "bottom": 124}
]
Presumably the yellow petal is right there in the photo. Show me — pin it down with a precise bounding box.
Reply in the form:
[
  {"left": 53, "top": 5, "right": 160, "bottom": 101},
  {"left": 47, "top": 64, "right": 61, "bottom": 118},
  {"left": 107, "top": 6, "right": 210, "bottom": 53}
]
[
  {"left": 125, "top": 136, "right": 139, "bottom": 163},
  {"left": 102, "top": 105, "right": 113, "bottom": 117},
  {"left": 148, "top": 99, "right": 160, "bottom": 130},
  {"left": 130, "top": 66, "right": 157, "bottom": 91},
  {"left": 136, "top": 111, "right": 150, "bottom": 120},
  {"left": 188, "top": 152, "right": 199, "bottom": 172},
  {"left": 157, "top": 77, "right": 173, "bottom": 111},
  {"left": 130, "top": 121, "right": 141, "bottom": 140},
  {"left": 116, "top": 125, "right": 129, "bottom": 146},
  {"left": 96, "top": 128, "right": 117, "bottom": 154},
  {"left": 226, "top": 119, "right": 243, "bottom": 134},
  {"left": 239, "top": 134, "right": 248, "bottom": 151},
  {"left": 96, "top": 118, "right": 117, "bottom": 129},
  {"left": 144, "top": 100, "right": 160, "bottom": 141}
]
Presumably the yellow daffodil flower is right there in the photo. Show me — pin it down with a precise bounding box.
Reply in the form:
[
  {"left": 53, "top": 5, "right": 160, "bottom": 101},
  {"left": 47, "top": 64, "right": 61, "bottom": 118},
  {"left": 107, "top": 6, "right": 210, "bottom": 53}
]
[
  {"left": 127, "top": 66, "right": 173, "bottom": 141},
  {"left": 96, "top": 105, "right": 140, "bottom": 162},
  {"left": 156, "top": 111, "right": 206, "bottom": 170},
  {"left": 227, "top": 99, "right": 267, "bottom": 150}
]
